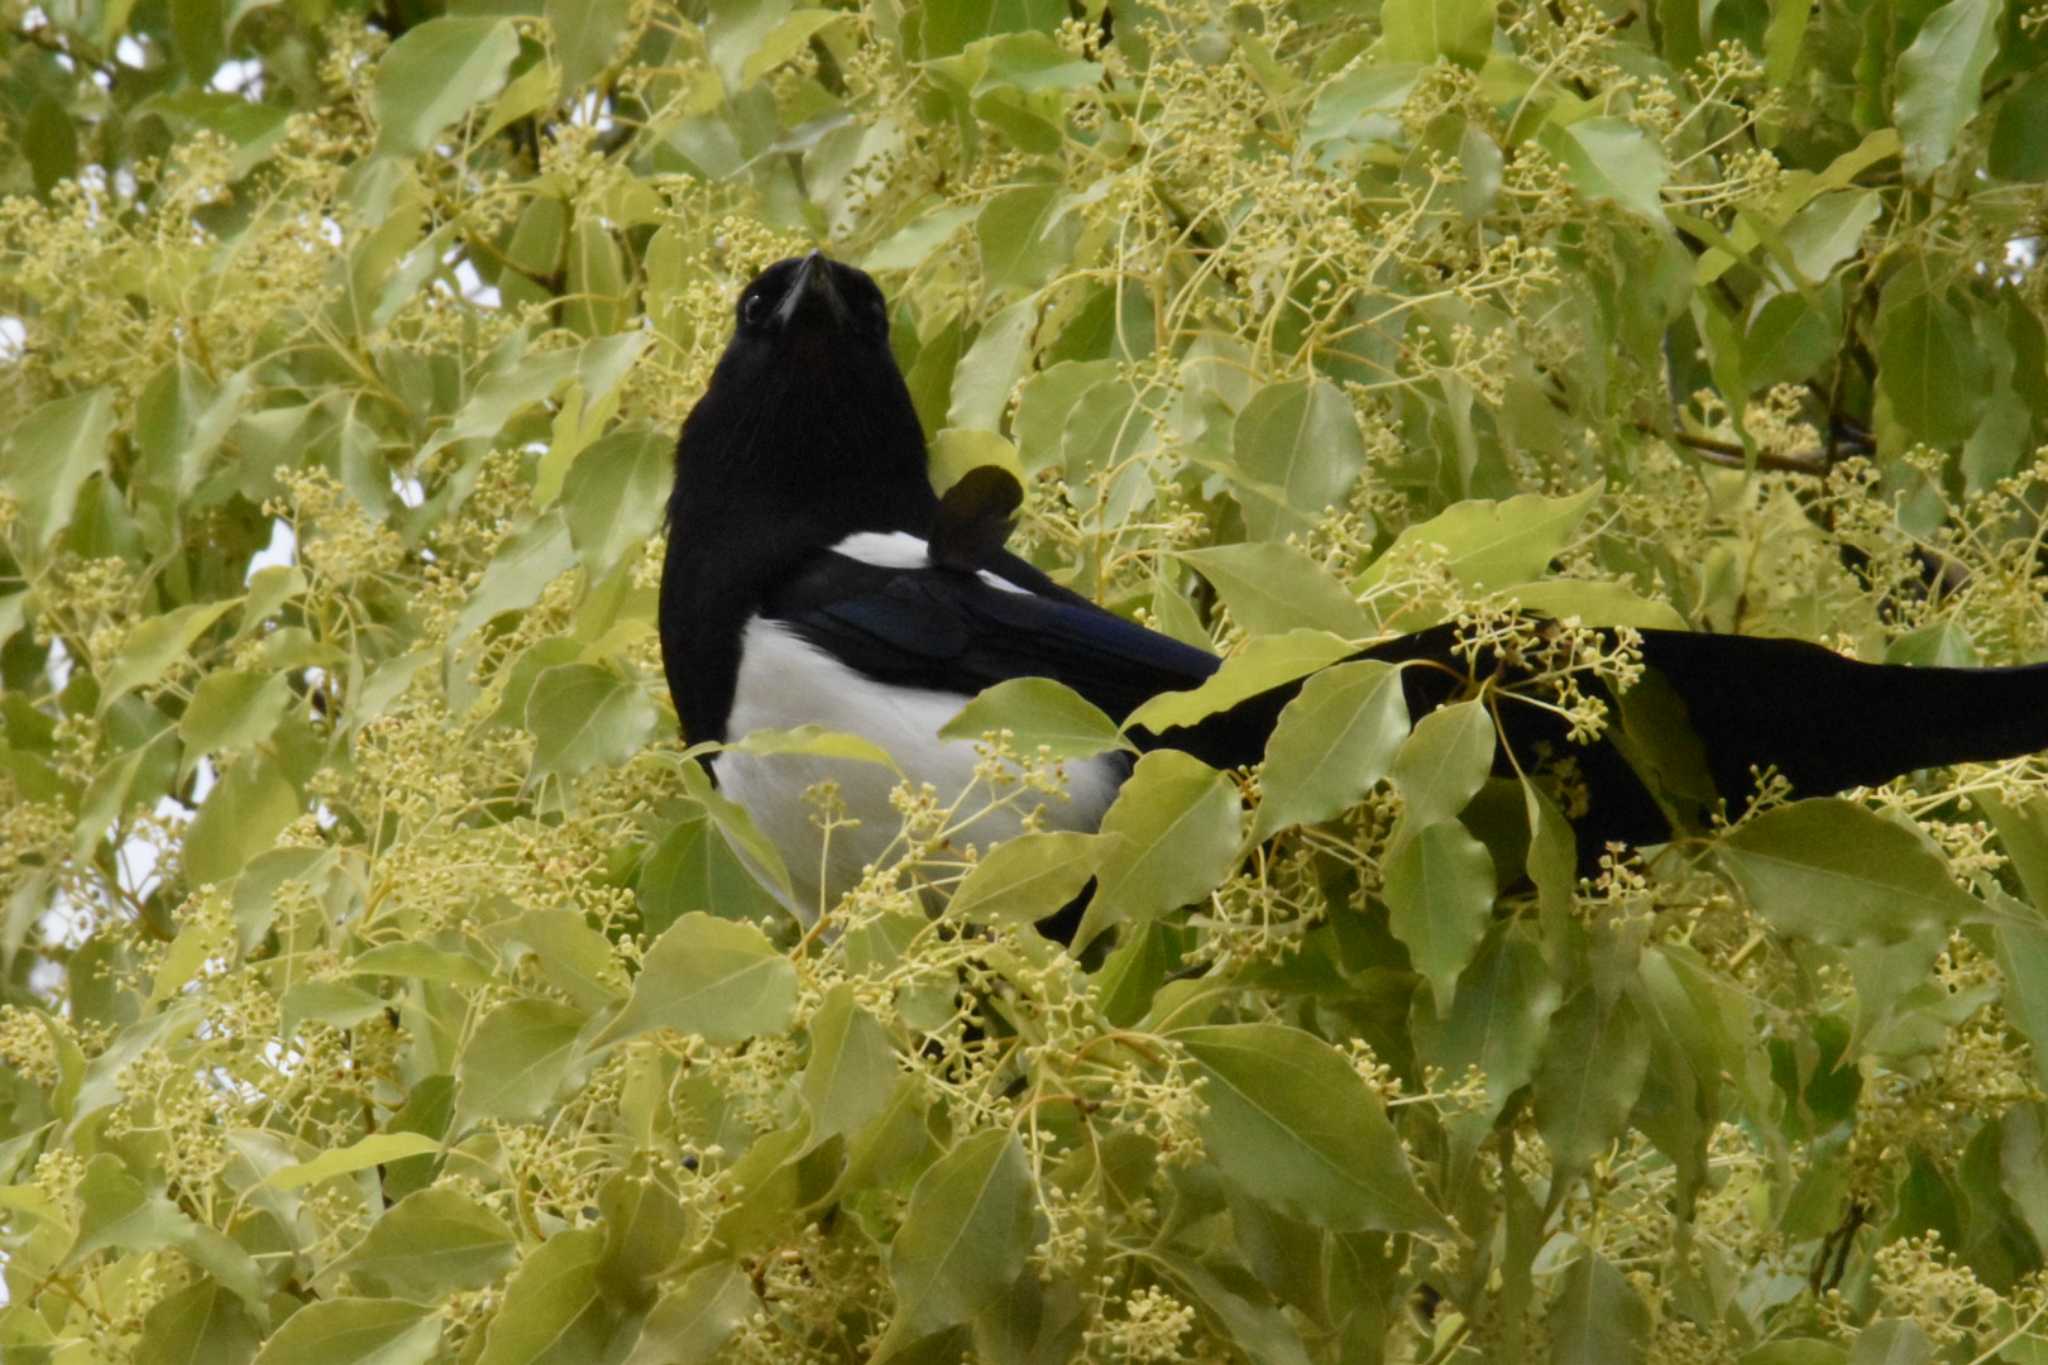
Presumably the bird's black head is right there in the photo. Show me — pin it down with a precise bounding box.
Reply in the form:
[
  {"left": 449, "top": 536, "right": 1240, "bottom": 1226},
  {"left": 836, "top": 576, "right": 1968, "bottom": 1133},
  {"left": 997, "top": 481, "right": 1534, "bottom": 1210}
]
[
  {"left": 732, "top": 252, "right": 892, "bottom": 348},
  {"left": 667, "top": 252, "right": 935, "bottom": 553}
]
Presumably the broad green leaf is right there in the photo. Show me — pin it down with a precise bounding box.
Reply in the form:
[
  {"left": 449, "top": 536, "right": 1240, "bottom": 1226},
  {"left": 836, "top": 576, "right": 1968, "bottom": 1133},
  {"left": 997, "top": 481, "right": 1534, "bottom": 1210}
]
[
  {"left": 279, "top": 980, "right": 386, "bottom": 1035},
  {"left": 178, "top": 669, "right": 291, "bottom": 764},
  {"left": 1079, "top": 751, "right": 1242, "bottom": 945},
  {"left": 635, "top": 813, "right": 784, "bottom": 935},
  {"left": 266, "top": 1133, "right": 441, "bottom": 1190},
  {"left": 251, "top": 1299, "right": 440, "bottom": 1365},
  {"left": 1380, "top": 0, "right": 1491, "bottom": 66},
  {"left": 1846, "top": 1320, "right": 1935, "bottom": 1365},
  {"left": 1538, "top": 117, "right": 1668, "bottom": 222},
  {"left": 865, "top": 204, "right": 978, "bottom": 272},
  {"left": 801, "top": 984, "right": 900, "bottom": 1142},
  {"left": 330, "top": 1187, "right": 516, "bottom": 1299},
  {"left": 474, "top": 1227, "right": 623, "bottom": 1365},
  {"left": 1362, "top": 486, "right": 1601, "bottom": 593},
  {"left": 1994, "top": 916, "right": 2048, "bottom": 1091},
  {"left": 373, "top": 18, "right": 521, "bottom": 156},
  {"left": 1253, "top": 660, "right": 1409, "bottom": 839},
  {"left": 947, "top": 830, "right": 1107, "bottom": 927},
  {"left": 1061, "top": 378, "right": 1158, "bottom": 484},
  {"left": 457, "top": 999, "right": 590, "bottom": 1125},
  {"left": 1013, "top": 359, "right": 1117, "bottom": 471},
  {"left": 1304, "top": 64, "right": 1420, "bottom": 147},
  {"left": 1990, "top": 77, "right": 2048, "bottom": 182},
  {"left": 597, "top": 1158, "right": 690, "bottom": 1295},
  {"left": 525, "top": 664, "right": 659, "bottom": 787},
  {"left": 349, "top": 942, "right": 494, "bottom": 989},
  {"left": 1550, "top": 1250, "right": 1651, "bottom": 1365},
  {"left": 947, "top": 298, "right": 1038, "bottom": 431},
  {"left": 1534, "top": 989, "right": 1651, "bottom": 1184},
  {"left": 1384, "top": 819, "right": 1497, "bottom": 1013},
  {"left": 449, "top": 511, "right": 578, "bottom": 658},
  {"left": 137, "top": 1279, "right": 262, "bottom": 1365},
  {"left": 486, "top": 908, "right": 628, "bottom": 1010},
  {"left": 1894, "top": 0, "right": 2001, "bottom": 180},
  {"left": 2, "top": 385, "right": 113, "bottom": 555},
  {"left": 940, "top": 678, "right": 1128, "bottom": 761},
  {"left": 184, "top": 752, "right": 300, "bottom": 886},
  {"left": 1178, "top": 543, "right": 1369, "bottom": 637},
  {"left": 561, "top": 427, "right": 671, "bottom": 579},
  {"left": 1390, "top": 700, "right": 1496, "bottom": 831},
  {"left": 881, "top": 1129, "right": 1035, "bottom": 1345},
  {"left": 1412, "top": 927, "right": 1564, "bottom": 1124},
  {"left": 976, "top": 182, "right": 1076, "bottom": 293},
  {"left": 72, "top": 1154, "right": 266, "bottom": 1309},
  {"left": 1176, "top": 1023, "right": 1447, "bottom": 1234},
  {"left": 548, "top": 0, "right": 633, "bottom": 90},
  {"left": 1230, "top": 379, "right": 1367, "bottom": 541},
  {"left": 100, "top": 598, "right": 240, "bottom": 714},
  {"left": 1503, "top": 580, "right": 1689, "bottom": 630},
  {"left": 624, "top": 1262, "right": 754, "bottom": 1365},
  {"left": 1781, "top": 190, "right": 1882, "bottom": 284},
  {"left": 1125, "top": 630, "right": 1351, "bottom": 735},
  {"left": 1153, "top": 1255, "right": 1314, "bottom": 1365},
  {"left": 1878, "top": 285, "right": 1988, "bottom": 446},
  {"left": 1744, "top": 290, "right": 1837, "bottom": 392},
  {"left": 723, "top": 724, "right": 898, "bottom": 768},
  {"left": 1718, "top": 800, "right": 1978, "bottom": 946},
  {"left": 595, "top": 913, "right": 798, "bottom": 1047},
  {"left": 919, "top": 0, "right": 1063, "bottom": 58}
]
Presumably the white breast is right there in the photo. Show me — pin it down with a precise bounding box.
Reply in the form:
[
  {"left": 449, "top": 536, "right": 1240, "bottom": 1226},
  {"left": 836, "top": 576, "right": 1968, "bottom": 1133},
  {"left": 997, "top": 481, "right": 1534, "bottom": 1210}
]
[{"left": 718, "top": 617, "right": 1124, "bottom": 924}]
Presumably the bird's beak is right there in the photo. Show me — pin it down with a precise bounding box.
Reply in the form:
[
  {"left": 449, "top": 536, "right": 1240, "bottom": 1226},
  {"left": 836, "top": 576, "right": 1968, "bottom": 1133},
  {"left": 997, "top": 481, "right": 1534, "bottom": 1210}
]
[{"left": 777, "top": 249, "right": 848, "bottom": 329}]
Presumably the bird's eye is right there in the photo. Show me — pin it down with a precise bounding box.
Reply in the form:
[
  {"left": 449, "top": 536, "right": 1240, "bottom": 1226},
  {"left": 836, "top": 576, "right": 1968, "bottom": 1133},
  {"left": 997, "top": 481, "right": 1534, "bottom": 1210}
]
[{"left": 742, "top": 292, "right": 770, "bottom": 325}]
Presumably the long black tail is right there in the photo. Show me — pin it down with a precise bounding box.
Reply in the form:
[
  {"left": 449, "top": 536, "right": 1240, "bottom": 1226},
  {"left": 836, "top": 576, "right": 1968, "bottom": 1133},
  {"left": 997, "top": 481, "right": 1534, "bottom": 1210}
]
[{"left": 1144, "top": 623, "right": 2048, "bottom": 862}]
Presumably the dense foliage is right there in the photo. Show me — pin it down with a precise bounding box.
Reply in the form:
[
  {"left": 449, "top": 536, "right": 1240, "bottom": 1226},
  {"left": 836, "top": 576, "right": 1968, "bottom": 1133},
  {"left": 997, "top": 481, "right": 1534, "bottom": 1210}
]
[{"left": 3, "top": 0, "right": 2048, "bottom": 1359}]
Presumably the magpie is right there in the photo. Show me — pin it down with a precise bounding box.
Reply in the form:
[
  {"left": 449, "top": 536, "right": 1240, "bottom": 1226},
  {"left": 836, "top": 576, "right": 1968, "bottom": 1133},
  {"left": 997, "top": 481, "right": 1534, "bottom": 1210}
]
[{"left": 660, "top": 251, "right": 2048, "bottom": 922}]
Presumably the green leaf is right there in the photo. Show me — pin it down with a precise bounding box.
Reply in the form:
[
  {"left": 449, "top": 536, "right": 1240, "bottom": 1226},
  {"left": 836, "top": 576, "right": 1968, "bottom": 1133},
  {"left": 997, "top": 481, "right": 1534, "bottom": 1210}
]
[
  {"left": 457, "top": 999, "right": 591, "bottom": 1125},
  {"left": 880, "top": 1129, "right": 1036, "bottom": 1346},
  {"left": 1304, "top": 64, "right": 1420, "bottom": 147},
  {"left": 1061, "top": 378, "right": 1158, "bottom": 484},
  {"left": 100, "top": 599, "right": 241, "bottom": 714},
  {"left": 1780, "top": 190, "right": 1882, "bottom": 284},
  {"left": 1125, "top": 630, "right": 1352, "bottom": 735},
  {"left": 801, "top": 984, "right": 900, "bottom": 1142},
  {"left": 947, "top": 830, "right": 1107, "bottom": 927},
  {"left": 1846, "top": 1320, "right": 1935, "bottom": 1365},
  {"left": 1538, "top": 117, "right": 1668, "bottom": 223},
  {"left": 1384, "top": 819, "right": 1497, "bottom": 1014},
  {"left": 1362, "top": 486, "right": 1602, "bottom": 593},
  {"left": 486, "top": 908, "right": 628, "bottom": 1010},
  {"left": 595, "top": 913, "right": 799, "bottom": 1047},
  {"left": 1718, "top": 800, "right": 1978, "bottom": 946},
  {"left": 475, "top": 1227, "right": 624, "bottom": 1365},
  {"left": 636, "top": 813, "right": 785, "bottom": 935},
  {"left": 137, "top": 1278, "right": 262, "bottom": 1365},
  {"left": 1894, "top": 0, "right": 2001, "bottom": 180},
  {"left": 1878, "top": 285, "right": 1988, "bottom": 446},
  {"left": 919, "top": 0, "right": 1063, "bottom": 58},
  {"left": 1079, "top": 751, "right": 1242, "bottom": 945},
  {"left": 1380, "top": 0, "right": 1491, "bottom": 66},
  {"left": 350, "top": 942, "right": 494, "bottom": 989},
  {"left": 549, "top": 0, "right": 634, "bottom": 91},
  {"left": 940, "top": 678, "right": 1129, "bottom": 761},
  {"left": 561, "top": 427, "right": 672, "bottom": 579},
  {"left": 330, "top": 1187, "right": 517, "bottom": 1299},
  {"left": 624, "top": 1262, "right": 754, "bottom": 1365},
  {"left": 1413, "top": 927, "right": 1565, "bottom": 1124},
  {"left": 184, "top": 752, "right": 301, "bottom": 886},
  {"left": 449, "top": 511, "right": 578, "bottom": 658},
  {"left": 266, "top": 1133, "right": 441, "bottom": 1191},
  {"left": 1176, "top": 1023, "right": 1448, "bottom": 1234},
  {"left": 930, "top": 428, "right": 1025, "bottom": 493},
  {"left": 2, "top": 388, "right": 115, "bottom": 555},
  {"left": 373, "top": 17, "right": 522, "bottom": 156},
  {"left": 1990, "top": 77, "right": 2048, "bottom": 182},
  {"left": 1178, "top": 543, "right": 1369, "bottom": 637},
  {"left": 251, "top": 1299, "right": 440, "bottom": 1365},
  {"left": 1230, "top": 380, "right": 1367, "bottom": 541},
  {"left": 1390, "top": 700, "right": 1496, "bottom": 831},
  {"left": 1013, "top": 359, "right": 1118, "bottom": 471},
  {"left": 1550, "top": 1250, "right": 1651, "bottom": 1365},
  {"left": 1534, "top": 989, "right": 1651, "bottom": 1185},
  {"left": 976, "top": 182, "right": 1077, "bottom": 294},
  {"left": 279, "top": 980, "right": 387, "bottom": 1035},
  {"left": 1994, "top": 915, "right": 2048, "bottom": 1092},
  {"left": 525, "top": 664, "right": 659, "bottom": 788},
  {"left": 947, "top": 299, "right": 1038, "bottom": 431},
  {"left": 1253, "top": 660, "right": 1409, "bottom": 839},
  {"left": 177, "top": 668, "right": 291, "bottom": 764}
]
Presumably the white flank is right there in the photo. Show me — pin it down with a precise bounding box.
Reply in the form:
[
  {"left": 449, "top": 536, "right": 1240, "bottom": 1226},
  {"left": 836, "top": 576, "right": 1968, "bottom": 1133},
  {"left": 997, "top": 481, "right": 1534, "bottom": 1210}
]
[
  {"left": 720, "top": 617, "right": 1123, "bottom": 923},
  {"left": 830, "top": 530, "right": 1030, "bottom": 595}
]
